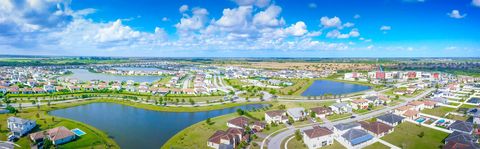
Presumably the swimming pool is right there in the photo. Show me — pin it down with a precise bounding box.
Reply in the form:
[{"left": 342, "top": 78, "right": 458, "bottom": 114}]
[
  {"left": 437, "top": 119, "right": 446, "bottom": 124},
  {"left": 71, "top": 128, "right": 86, "bottom": 136},
  {"left": 416, "top": 117, "right": 426, "bottom": 123}
]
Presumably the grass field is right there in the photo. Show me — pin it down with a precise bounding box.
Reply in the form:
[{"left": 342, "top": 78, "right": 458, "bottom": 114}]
[
  {"left": 364, "top": 142, "right": 390, "bottom": 149},
  {"left": 382, "top": 122, "right": 449, "bottom": 149},
  {"left": 421, "top": 106, "right": 456, "bottom": 117}
]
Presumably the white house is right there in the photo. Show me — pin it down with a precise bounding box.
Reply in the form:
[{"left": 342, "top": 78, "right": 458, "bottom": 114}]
[
  {"left": 329, "top": 103, "right": 352, "bottom": 114},
  {"left": 286, "top": 108, "right": 306, "bottom": 121},
  {"left": 265, "top": 110, "right": 288, "bottom": 124},
  {"left": 302, "top": 126, "right": 334, "bottom": 149},
  {"left": 7, "top": 117, "right": 36, "bottom": 137}
]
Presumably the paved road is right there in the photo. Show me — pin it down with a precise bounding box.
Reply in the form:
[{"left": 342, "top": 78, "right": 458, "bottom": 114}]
[{"left": 262, "top": 88, "right": 435, "bottom": 149}]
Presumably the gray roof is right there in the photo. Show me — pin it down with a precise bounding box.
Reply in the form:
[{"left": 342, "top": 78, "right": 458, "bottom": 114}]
[
  {"left": 365, "top": 96, "right": 379, "bottom": 101},
  {"left": 445, "top": 131, "right": 476, "bottom": 144},
  {"left": 377, "top": 113, "right": 405, "bottom": 124},
  {"left": 332, "top": 103, "right": 349, "bottom": 108},
  {"left": 219, "top": 144, "right": 234, "bottom": 149},
  {"left": 341, "top": 129, "right": 373, "bottom": 145},
  {"left": 7, "top": 117, "right": 34, "bottom": 125},
  {"left": 467, "top": 108, "right": 480, "bottom": 117},
  {"left": 334, "top": 122, "right": 361, "bottom": 131},
  {"left": 287, "top": 108, "right": 305, "bottom": 118},
  {"left": 448, "top": 121, "right": 473, "bottom": 133}
]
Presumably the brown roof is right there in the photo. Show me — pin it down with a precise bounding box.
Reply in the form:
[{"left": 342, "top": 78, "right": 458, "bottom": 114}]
[
  {"left": 266, "top": 110, "right": 285, "bottom": 117},
  {"left": 208, "top": 130, "right": 228, "bottom": 144},
  {"left": 359, "top": 121, "right": 393, "bottom": 135},
  {"left": 408, "top": 101, "right": 424, "bottom": 106},
  {"left": 403, "top": 110, "right": 419, "bottom": 117},
  {"left": 47, "top": 126, "right": 75, "bottom": 141},
  {"left": 30, "top": 131, "right": 45, "bottom": 141},
  {"left": 303, "top": 126, "right": 333, "bottom": 138},
  {"left": 310, "top": 107, "right": 332, "bottom": 115},
  {"left": 396, "top": 105, "right": 412, "bottom": 111},
  {"left": 352, "top": 99, "right": 369, "bottom": 104},
  {"left": 227, "top": 116, "right": 250, "bottom": 128},
  {"left": 423, "top": 100, "right": 437, "bottom": 106}
]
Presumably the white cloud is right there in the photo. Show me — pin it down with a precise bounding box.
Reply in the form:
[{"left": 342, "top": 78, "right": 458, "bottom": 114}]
[
  {"left": 308, "top": 3, "right": 317, "bottom": 8},
  {"left": 343, "top": 22, "right": 355, "bottom": 28},
  {"left": 94, "top": 19, "right": 140, "bottom": 43},
  {"left": 214, "top": 6, "right": 252, "bottom": 29},
  {"left": 253, "top": 5, "right": 285, "bottom": 28},
  {"left": 380, "top": 25, "right": 391, "bottom": 31},
  {"left": 284, "top": 21, "right": 308, "bottom": 36},
  {"left": 175, "top": 8, "right": 209, "bottom": 31},
  {"left": 353, "top": 14, "right": 361, "bottom": 19},
  {"left": 162, "top": 17, "right": 169, "bottom": 21},
  {"left": 326, "top": 29, "right": 359, "bottom": 39},
  {"left": 447, "top": 10, "right": 466, "bottom": 19},
  {"left": 179, "top": 5, "right": 189, "bottom": 13},
  {"left": 473, "top": 0, "right": 480, "bottom": 7},
  {"left": 320, "top": 16, "right": 342, "bottom": 28}
]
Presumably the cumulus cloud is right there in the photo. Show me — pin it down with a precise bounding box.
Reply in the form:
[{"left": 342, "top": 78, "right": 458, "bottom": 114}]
[
  {"left": 214, "top": 6, "right": 252, "bottom": 30},
  {"left": 175, "top": 7, "right": 209, "bottom": 31},
  {"left": 94, "top": 20, "right": 140, "bottom": 43},
  {"left": 179, "top": 5, "right": 189, "bottom": 13},
  {"left": 320, "top": 16, "right": 342, "bottom": 28},
  {"left": 353, "top": 14, "right": 361, "bottom": 19},
  {"left": 284, "top": 21, "right": 308, "bottom": 36},
  {"left": 326, "top": 28, "right": 360, "bottom": 39},
  {"left": 308, "top": 3, "right": 317, "bottom": 8},
  {"left": 447, "top": 10, "right": 466, "bottom": 19},
  {"left": 253, "top": 5, "right": 285, "bottom": 28}
]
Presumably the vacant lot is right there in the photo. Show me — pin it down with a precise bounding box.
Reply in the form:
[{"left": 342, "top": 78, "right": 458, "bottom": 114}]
[
  {"left": 382, "top": 122, "right": 449, "bottom": 149},
  {"left": 421, "top": 106, "right": 456, "bottom": 117}
]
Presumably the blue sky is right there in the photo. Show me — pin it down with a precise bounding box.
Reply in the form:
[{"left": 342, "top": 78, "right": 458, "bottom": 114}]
[{"left": 0, "top": 0, "right": 479, "bottom": 57}]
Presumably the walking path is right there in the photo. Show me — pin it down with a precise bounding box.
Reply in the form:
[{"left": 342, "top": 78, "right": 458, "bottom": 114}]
[{"left": 377, "top": 138, "right": 401, "bottom": 149}]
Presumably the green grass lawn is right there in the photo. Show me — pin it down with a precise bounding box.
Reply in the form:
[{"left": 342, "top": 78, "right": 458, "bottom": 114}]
[
  {"left": 326, "top": 113, "right": 352, "bottom": 121},
  {"left": 421, "top": 107, "right": 456, "bottom": 117},
  {"left": 364, "top": 142, "right": 390, "bottom": 149},
  {"left": 445, "top": 114, "right": 469, "bottom": 121},
  {"left": 382, "top": 122, "right": 449, "bottom": 149},
  {"left": 449, "top": 102, "right": 460, "bottom": 106},
  {"left": 460, "top": 104, "right": 477, "bottom": 109},
  {"left": 322, "top": 141, "right": 347, "bottom": 149},
  {"left": 282, "top": 137, "right": 307, "bottom": 149}
]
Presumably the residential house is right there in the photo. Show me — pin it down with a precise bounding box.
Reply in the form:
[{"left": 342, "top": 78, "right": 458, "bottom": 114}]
[
  {"left": 310, "top": 107, "right": 333, "bottom": 118},
  {"left": 302, "top": 126, "right": 334, "bottom": 149},
  {"left": 286, "top": 108, "right": 306, "bottom": 121},
  {"left": 394, "top": 105, "right": 413, "bottom": 115},
  {"left": 365, "top": 96, "right": 383, "bottom": 106},
  {"left": 359, "top": 121, "right": 394, "bottom": 137},
  {"left": 333, "top": 122, "right": 361, "bottom": 136},
  {"left": 376, "top": 113, "right": 405, "bottom": 127},
  {"left": 432, "top": 97, "right": 449, "bottom": 104},
  {"left": 227, "top": 117, "right": 249, "bottom": 129},
  {"left": 339, "top": 129, "right": 374, "bottom": 149},
  {"left": 265, "top": 110, "right": 288, "bottom": 124},
  {"left": 351, "top": 99, "right": 370, "bottom": 110},
  {"left": 329, "top": 103, "right": 352, "bottom": 114},
  {"left": 43, "top": 85, "right": 55, "bottom": 93},
  {"left": 251, "top": 121, "right": 266, "bottom": 132},
  {"left": 466, "top": 108, "right": 480, "bottom": 124},
  {"left": 444, "top": 131, "right": 477, "bottom": 145},
  {"left": 47, "top": 126, "right": 76, "bottom": 145},
  {"left": 448, "top": 121, "right": 474, "bottom": 134},
  {"left": 443, "top": 141, "right": 480, "bottom": 149},
  {"left": 402, "top": 110, "right": 419, "bottom": 120},
  {"left": 408, "top": 101, "right": 425, "bottom": 111},
  {"left": 207, "top": 128, "right": 244, "bottom": 149},
  {"left": 7, "top": 117, "right": 36, "bottom": 137},
  {"left": 422, "top": 100, "right": 438, "bottom": 109}
]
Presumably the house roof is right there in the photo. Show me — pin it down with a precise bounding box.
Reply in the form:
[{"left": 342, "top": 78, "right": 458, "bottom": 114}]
[
  {"left": 208, "top": 130, "right": 229, "bottom": 144},
  {"left": 443, "top": 141, "right": 480, "bottom": 149},
  {"left": 287, "top": 108, "right": 305, "bottom": 118},
  {"left": 445, "top": 131, "right": 476, "bottom": 144},
  {"left": 47, "top": 126, "right": 75, "bottom": 141},
  {"left": 341, "top": 129, "right": 373, "bottom": 145},
  {"left": 352, "top": 99, "right": 369, "bottom": 104},
  {"left": 29, "top": 131, "right": 45, "bottom": 141},
  {"left": 310, "top": 107, "right": 332, "bottom": 115},
  {"left": 408, "top": 101, "right": 424, "bottom": 106},
  {"left": 423, "top": 100, "right": 437, "bottom": 106},
  {"left": 403, "top": 110, "right": 419, "bottom": 117},
  {"left": 265, "top": 110, "right": 285, "bottom": 117},
  {"left": 376, "top": 113, "right": 405, "bottom": 124},
  {"left": 303, "top": 126, "right": 333, "bottom": 139},
  {"left": 334, "top": 122, "right": 361, "bottom": 131},
  {"left": 7, "top": 117, "right": 34, "bottom": 125},
  {"left": 448, "top": 121, "right": 473, "bottom": 133},
  {"left": 359, "top": 121, "right": 393, "bottom": 135},
  {"left": 396, "top": 105, "right": 412, "bottom": 111},
  {"left": 227, "top": 116, "right": 249, "bottom": 128}
]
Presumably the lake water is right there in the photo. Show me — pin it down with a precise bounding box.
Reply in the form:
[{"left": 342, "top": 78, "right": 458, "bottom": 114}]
[
  {"left": 114, "top": 67, "right": 160, "bottom": 72},
  {"left": 64, "top": 69, "right": 162, "bottom": 82},
  {"left": 301, "top": 80, "right": 371, "bottom": 96},
  {"left": 49, "top": 103, "right": 267, "bottom": 149}
]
